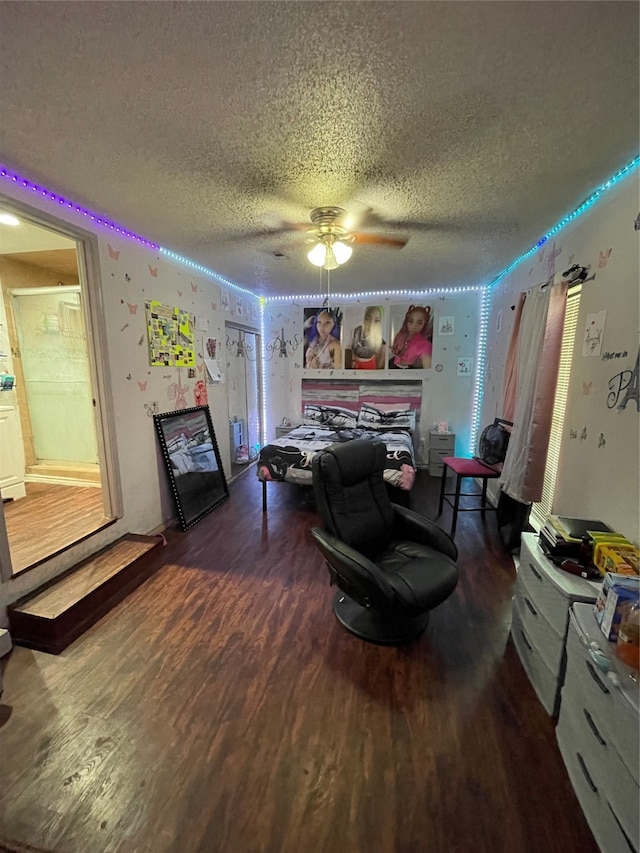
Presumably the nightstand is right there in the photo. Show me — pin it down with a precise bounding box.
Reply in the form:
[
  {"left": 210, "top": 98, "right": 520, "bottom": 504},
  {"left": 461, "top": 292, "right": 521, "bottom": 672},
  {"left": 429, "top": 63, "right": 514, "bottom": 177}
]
[
  {"left": 428, "top": 430, "right": 455, "bottom": 476},
  {"left": 275, "top": 424, "right": 299, "bottom": 439},
  {"left": 511, "top": 532, "right": 600, "bottom": 716}
]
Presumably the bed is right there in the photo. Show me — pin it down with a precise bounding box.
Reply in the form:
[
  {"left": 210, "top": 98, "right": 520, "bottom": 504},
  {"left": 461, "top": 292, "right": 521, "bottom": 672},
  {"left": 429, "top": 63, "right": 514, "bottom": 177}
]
[{"left": 257, "top": 389, "right": 420, "bottom": 510}]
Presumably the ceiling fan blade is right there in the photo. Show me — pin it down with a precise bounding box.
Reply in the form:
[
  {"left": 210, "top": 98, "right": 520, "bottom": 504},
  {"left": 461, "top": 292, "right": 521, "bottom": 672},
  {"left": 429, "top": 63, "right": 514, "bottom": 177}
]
[{"left": 351, "top": 232, "right": 408, "bottom": 248}]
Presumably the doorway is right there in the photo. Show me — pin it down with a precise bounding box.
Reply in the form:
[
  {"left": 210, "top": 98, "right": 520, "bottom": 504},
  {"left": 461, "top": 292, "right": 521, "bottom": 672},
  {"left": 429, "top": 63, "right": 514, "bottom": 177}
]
[
  {"left": 0, "top": 208, "right": 115, "bottom": 576},
  {"left": 224, "top": 324, "right": 261, "bottom": 480}
]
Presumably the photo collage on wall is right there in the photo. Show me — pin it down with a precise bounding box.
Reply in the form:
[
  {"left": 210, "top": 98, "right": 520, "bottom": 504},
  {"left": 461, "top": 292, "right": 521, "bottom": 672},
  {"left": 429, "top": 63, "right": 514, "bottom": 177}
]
[{"left": 303, "top": 304, "right": 433, "bottom": 371}]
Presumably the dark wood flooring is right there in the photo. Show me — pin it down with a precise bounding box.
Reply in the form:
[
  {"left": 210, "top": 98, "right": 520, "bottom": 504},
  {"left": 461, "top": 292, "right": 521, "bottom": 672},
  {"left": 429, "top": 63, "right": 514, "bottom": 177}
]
[{"left": 0, "top": 470, "right": 598, "bottom": 853}]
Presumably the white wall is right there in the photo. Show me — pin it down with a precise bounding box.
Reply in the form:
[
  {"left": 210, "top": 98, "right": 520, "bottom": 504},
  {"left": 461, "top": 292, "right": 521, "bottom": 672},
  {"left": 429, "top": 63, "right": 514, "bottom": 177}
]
[
  {"left": 0, "top": 184, "right": 260, "bottom": 613},
  {"left": 481, "top": 174, "right": 640, "bottom": 542},
  {"left": 263, "top": 291, "right": 484, "bottom": 458}
]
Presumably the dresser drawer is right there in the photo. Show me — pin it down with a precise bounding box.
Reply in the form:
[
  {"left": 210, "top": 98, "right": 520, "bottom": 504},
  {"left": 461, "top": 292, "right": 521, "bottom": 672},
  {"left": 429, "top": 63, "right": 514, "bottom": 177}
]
[
  {"left": 519, "top": 534, "right": 599, "bottom": 636},
  {"left": 511, "top": 605, "right": 560, "bottom": 716},
  {"left": 429, "top": 431, "right": 455, "bottom": 452},
  {"left": 558, "top": 689, "right": 639, "bottom": 848},
  {"left": 429, "top": 448, "right": 451, "bottom": 464},
  {"left": 557, "top": 710, "right": 638, "bottom": 853},
  {"left": 513, "top": 579, "right": 565, "bottom": 675},
  {"left": 565, "top": 608, "right": 639, "bottom": 787}
]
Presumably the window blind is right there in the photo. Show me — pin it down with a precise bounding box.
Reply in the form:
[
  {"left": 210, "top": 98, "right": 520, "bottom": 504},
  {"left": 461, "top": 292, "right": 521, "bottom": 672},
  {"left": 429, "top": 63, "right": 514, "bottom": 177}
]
[{"left": 529, "top": 285, "right": 582, "bottom": 532}]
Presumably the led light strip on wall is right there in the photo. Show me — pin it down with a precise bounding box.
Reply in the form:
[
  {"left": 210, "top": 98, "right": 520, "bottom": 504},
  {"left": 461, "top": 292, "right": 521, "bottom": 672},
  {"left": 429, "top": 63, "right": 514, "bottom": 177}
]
[
  {"left": 487, "top": 154, "right": 640, "bottom": 290},
  {"left": 3, "top": 155, "right": 638, "bottom": 456},
  {"left": 264, "top": 285, "right": 484, "bottom": 303},
  {"left": 158, "top": 247, "right": 256, "bottom": 297},
  {"left": 470, "top": 289, "right": 490, "bottom": 453},
  {"left": 0, "top": 166, "right": 159, "bottom": 248},
  {"left": 3, "top": 155, "right": 637, "bottom": 300}
]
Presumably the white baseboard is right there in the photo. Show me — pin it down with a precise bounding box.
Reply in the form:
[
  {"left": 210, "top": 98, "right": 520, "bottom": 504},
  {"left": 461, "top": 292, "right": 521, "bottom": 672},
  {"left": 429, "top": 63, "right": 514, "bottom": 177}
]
[{"left": 25, "top": 474, "right": 102, "bottom": 489}]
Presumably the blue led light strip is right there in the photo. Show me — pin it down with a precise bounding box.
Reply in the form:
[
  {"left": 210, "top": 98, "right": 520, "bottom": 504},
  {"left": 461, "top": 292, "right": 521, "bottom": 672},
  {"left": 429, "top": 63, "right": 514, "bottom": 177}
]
[
  {"left": 158, "top": 247, "right": 256, "bottom": 297},
  {"left": 470, "top": 289, "right": 490, "bottom": 455},
  {"left": 264, "top": 285, "right": 484, "bottom": 303},
  {"left": 487, "top": 154, "right": 640, "bottom": 290}
]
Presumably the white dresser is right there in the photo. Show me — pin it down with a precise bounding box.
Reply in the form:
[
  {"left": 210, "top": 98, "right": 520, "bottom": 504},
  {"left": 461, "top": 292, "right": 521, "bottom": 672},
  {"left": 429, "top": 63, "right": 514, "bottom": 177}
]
[
  {"left": 511, "top": 532, "right": 600, "bottom": 716},
  {"left": 556, "top": 603, "right": 639, "bottom": 853}
]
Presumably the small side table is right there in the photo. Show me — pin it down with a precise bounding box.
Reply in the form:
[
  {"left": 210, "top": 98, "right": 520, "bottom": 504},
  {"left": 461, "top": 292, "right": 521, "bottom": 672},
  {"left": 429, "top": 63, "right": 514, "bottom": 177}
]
[
  {"left": 437, "top": 456, "right": 501, "bottom": 537},
  {"left": 428, "top": 430, "right": 456, "bottom": 476},
  {"left": 275, "top": 424, "right": 299, "bottom": 439}
]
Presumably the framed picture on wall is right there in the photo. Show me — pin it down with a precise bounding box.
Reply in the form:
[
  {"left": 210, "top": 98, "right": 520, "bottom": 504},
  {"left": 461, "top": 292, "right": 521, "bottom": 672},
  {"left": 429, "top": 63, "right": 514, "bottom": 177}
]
[
  {"left": 303, "top": 306, "right": 343, "bottom": 369},
  {"left": 388, "top": 304, "right": 433, "bottom": 369},
  {"left": 342, "top": 304, "right": 388, "bottom": 370},
  {"left": 154, "top": 405, "right": 229, "bottom": 530}
]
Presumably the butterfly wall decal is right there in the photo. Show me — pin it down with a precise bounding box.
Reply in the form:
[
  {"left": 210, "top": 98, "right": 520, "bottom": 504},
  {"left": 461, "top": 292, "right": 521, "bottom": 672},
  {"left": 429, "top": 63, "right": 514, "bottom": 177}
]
[
  {"left": 108, "top": 244, "right": 120, "bottom": 261},
  {"left": 598, "top": 249, "right": 612, "bottom": 268},
  {"left": 149, "top": 265, "right": 158, "bottom": 277}
]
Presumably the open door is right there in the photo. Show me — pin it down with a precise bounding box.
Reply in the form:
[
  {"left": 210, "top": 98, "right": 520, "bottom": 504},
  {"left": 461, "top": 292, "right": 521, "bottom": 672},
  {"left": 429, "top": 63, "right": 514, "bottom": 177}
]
[{"left": 0, "top": 208, "right": 119, "bottom": 576}]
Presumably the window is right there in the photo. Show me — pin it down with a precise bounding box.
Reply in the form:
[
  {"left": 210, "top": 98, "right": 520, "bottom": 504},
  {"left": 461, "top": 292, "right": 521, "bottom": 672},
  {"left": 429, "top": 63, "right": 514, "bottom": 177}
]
[{"left": 529, "top": 285, "right": 582, "bottom": 531}]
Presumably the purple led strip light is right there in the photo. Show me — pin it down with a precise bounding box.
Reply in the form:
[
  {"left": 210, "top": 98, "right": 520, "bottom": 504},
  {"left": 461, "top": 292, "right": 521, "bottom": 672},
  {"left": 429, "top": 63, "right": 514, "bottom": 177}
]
[{"left": 0, "top": 166, "right": 159, "bottom": 249}]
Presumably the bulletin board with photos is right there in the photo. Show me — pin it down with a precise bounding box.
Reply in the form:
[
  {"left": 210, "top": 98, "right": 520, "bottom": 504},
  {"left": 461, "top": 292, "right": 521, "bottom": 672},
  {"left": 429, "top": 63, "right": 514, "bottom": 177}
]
[{"left": 303, "top": 304, "right": 434, "bottom": 371}]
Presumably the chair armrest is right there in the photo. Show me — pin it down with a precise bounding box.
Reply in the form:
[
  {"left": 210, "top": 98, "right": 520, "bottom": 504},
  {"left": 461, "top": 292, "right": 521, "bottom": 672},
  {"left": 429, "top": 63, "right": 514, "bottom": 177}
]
[
  {"left": 310, "top": 527, "right": 396, "bottom": 603},
  {"left": 390, "top": 504, "right": 458, "bottom": 561}
]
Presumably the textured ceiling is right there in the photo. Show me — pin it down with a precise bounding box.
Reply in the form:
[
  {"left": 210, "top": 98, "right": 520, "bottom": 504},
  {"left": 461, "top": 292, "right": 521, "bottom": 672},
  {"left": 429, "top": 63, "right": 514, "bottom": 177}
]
[{"left": 0, "top": 1, "right": 638, "bottom": 298}]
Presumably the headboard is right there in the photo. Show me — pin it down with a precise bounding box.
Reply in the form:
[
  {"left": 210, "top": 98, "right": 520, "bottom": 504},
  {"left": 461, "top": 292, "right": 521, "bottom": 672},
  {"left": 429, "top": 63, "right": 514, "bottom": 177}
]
[{"left": 301, "top": 378, "right": 422, "bottom": 418}]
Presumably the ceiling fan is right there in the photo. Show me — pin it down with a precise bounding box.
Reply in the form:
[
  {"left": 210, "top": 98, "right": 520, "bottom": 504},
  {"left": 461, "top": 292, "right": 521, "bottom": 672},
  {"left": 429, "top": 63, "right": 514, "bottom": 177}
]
[
  {"left": 302, "top": 206, "right": 408, "bottom": 269},
  {"left": 239, "top": 204, "right": 410, "bottom": 270}
]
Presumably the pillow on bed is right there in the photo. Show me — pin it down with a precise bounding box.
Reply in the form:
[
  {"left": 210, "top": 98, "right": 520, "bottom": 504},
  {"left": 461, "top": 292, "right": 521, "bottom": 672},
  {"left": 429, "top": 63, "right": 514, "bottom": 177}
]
[
  {"left": 302, "top": 404, "right": 358, "bottom": 429},
  {"left": 357, "top": 403, "right": 416, "bottom": 431}
]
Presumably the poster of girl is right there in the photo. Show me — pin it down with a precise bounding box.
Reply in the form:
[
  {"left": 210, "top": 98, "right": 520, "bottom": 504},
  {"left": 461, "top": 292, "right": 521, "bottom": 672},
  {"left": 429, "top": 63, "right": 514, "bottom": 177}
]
[
  {"left": 389, "top": 305, "right": 433, "bottom": 369},
  {"left": 347, "top": 304, "right": 387, "bottom": 370},
  {"left": 303, "top": 307, "right": 343, "bottom": 369}
]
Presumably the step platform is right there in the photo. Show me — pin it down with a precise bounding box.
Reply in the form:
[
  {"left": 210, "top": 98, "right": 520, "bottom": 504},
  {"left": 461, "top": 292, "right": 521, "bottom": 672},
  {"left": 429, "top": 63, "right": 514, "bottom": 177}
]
[{"left": 8, "top": 534, "right": 163, "bottom": 654}]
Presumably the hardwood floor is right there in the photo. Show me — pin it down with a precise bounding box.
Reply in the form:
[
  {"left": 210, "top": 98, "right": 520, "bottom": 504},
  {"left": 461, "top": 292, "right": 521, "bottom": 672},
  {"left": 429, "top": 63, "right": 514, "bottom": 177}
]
[
  {"left": 2, "top": 482, "right": 111, "bottom": 575},
  {"left": 0, "top": 471, "right": 598, "bottom": 853}
]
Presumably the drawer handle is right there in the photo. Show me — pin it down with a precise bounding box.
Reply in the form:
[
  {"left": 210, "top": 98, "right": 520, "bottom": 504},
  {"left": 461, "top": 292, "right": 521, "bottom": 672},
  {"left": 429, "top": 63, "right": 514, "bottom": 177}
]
[
  {"left": 519, "top": 630, "right": 533, "bottom": 652},
  {"left": 524, "top": 597, "right": 538, "bottom": 617},
  {"left": 576, "top": 753, "right": 598, "bottom": 794},
  {"left": 528, "top": 562, "right": 542, "bottom": 581},
  {"left": 607, "top": 803, "right": 637, "bottom": 853},
  {"left": 582, "top": 709, "right": 606, "bottom": 746},
  {"left": 585, "top": 660, "right": 610, "bottom": 694}
]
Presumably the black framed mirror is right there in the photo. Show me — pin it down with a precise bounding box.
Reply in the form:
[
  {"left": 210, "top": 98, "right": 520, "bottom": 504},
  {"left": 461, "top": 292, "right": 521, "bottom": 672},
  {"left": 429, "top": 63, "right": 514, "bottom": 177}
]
[{"left": 154, "top": 405, "right": 229, "bottom": 530}]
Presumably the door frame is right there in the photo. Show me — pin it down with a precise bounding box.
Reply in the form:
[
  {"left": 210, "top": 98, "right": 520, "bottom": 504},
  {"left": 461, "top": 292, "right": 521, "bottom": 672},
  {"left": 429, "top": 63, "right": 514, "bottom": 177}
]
[
  {"left": 0, "top": 194, "right": 123, "bottom": 581},
  {"left": 224, "top": 320, "right": 262, "bottom": 474}
]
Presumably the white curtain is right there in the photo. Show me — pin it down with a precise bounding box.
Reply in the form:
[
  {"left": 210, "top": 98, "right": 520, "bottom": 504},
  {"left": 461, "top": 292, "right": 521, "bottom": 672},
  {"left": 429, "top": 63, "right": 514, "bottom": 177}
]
[{"left": 499, "top": 281, "right": 568, "bottom": 504}]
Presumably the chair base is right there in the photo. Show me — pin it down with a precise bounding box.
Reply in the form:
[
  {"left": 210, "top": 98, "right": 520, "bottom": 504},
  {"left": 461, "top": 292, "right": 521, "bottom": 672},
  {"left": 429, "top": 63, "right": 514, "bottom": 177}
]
[{"left": 333, "top": 591, "right": 430, "bottom": 645}]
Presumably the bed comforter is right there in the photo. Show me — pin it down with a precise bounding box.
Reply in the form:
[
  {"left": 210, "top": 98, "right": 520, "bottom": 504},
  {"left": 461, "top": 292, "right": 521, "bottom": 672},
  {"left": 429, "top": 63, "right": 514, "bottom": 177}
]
[{"left": 257, "top": 425, "right": 416, "bottom": 491}]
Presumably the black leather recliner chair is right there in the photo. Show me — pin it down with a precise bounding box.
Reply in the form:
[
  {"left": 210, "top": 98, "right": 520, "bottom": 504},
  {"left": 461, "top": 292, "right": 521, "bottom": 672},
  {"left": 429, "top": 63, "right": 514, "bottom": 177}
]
[{"left": 311, "top": 440, "right": 459, "bottom": 644}]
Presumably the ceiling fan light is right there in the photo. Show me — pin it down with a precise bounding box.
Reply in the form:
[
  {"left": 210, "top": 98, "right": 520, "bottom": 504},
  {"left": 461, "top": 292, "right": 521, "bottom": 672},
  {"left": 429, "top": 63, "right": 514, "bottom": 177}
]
[
  {"left": 307, "top": 243, "right": 326, "bottom": 267},
  {"left": 333, "top": 240, "right": 352, "bottom": 265}
]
